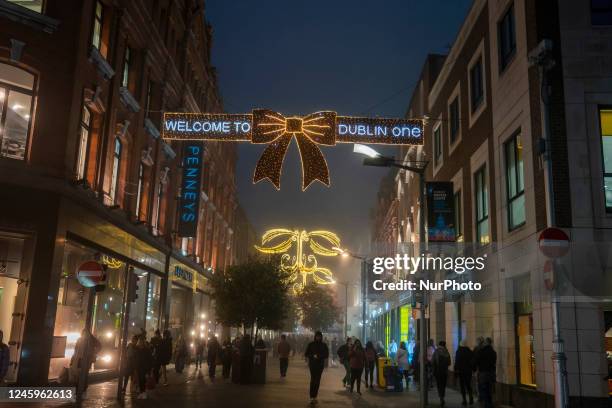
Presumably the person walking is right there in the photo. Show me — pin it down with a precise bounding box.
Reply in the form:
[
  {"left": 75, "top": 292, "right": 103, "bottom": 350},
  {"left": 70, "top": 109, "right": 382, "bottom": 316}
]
[
  {"left": 337, "top": 337, "right": 352, "bottom": 388},
  {"left": 135, "top": 335, "right": 153, "bottom": 399},
  {"left": 174, "top": 334, "right": 188, "bottom": 374},
  {"left": 432, "top": 341, "right": 451, "bottom": 407},
  {"left": 474, "top": 337, "right": 497, "bottom": 408},
  {"left": 70, "top": 328, "right": 101, "bottom": 397},
  {"left": 194, "top": 338, "right": 205, "bottom": 370},
  {"left": 149, "top": 330, "right": 162, "bottom": 383},
  {"left": 207, "top": 336, "right": 220, "bottom": 380},
  {"left": 277, "top": 334, "right": 291, "bottom": 377},
  {"left": 348, "top": 339, "right": 366, "bottom": 394},
  {"left": 0, "top": 330, "right": 10, "bottom": 384},
  {"left": 454, "top": 340, "right": 475, "bottom": 406},
  {"left": 222, "top": 338, "right": 232, "bottom": 379},
  {"left": 364, "top": 341, "right": 378, "bottom": 389},
  {"left": 305, "top": 331, "right": 329, "bottom": 404},
  {"left": 157, "top": 330, "right": 172, "bottom": 385},
  {"left": 397, "top": 341, "right": 411, "bottom": 389},
  {"left": 330, "top": 337, "right": 338, "bottom": 367},
  {"left": 122, "top": 335, "right": 138, "bottom": 394},
  {"left": 239, "top": 334, "right": 254, "bottom": 384}
]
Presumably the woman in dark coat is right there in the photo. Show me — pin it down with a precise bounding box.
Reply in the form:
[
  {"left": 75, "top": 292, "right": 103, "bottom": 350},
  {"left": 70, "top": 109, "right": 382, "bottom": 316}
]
[{"left": 157, "top": 330, "right": 172, "bottom": 385}]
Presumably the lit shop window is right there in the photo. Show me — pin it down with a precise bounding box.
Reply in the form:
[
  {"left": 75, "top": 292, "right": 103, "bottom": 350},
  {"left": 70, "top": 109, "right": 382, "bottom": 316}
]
[
  {"left": 600, "top": 109, "right": 612, "bottom": 211},
  {"left": 7, "top": 0, "right": 44, "bottom": 13},
  {"left": 505, "top": 133, "right": 525, "bottom": 229},
  {"left": 76, "top": 106, "right": 91, "bottom": 180},
  {"left": 110, "top": 138, "right": 122, "bottom": 203},
  {"left": 474, "top": 166, "right": 489, "bottom": 245},
  {"left": 0, "top": 63, "right": 35, "bottom": 161},
  {"left": 514, "top": 276, "right": 536, "bottom": 387}
]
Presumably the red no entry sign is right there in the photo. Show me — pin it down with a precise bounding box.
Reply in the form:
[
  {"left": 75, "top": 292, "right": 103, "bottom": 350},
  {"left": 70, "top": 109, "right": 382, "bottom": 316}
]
[
  {"left": 538, "top": 227, "right": 570, "bottom": 258},
  {"left": 77, "top": 261, "right": 105, "bottom": 288}
]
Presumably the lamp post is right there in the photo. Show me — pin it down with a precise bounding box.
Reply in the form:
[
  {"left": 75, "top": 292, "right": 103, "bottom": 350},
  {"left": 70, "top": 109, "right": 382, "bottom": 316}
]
[
  {"left": 332, "top": 280, "right": 350, "bottom": 339},
  {"left": 353, "top": 144, "right": 429, "bottom": 407},
  {"left": 333, "top": 247, "right": 369, "bottom": 342}
]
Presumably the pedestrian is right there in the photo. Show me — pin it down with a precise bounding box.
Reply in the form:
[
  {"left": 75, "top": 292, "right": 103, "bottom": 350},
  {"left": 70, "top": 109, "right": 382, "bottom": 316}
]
[
  {"left": 70, "top": 328, "right": 101, "bottom": 397},
  {"left": 388, "top": 339, "right": 398, "bottom": 361},
  {"left": 364, "top": 341, "right": 378, "bottom": 389},
  {"left": 432, "top": 340, "right": 451, "bottom": 407},
  {"left": 122, "top": 335, "right": 138, "bottom": 394},
  {"left": 174, "top": 334, "right": 188, "bottom": 373},
  {"left": 135, "top": 335, "right": 153, "bottom": 399},
  {"left": 454, "top": 340, "right": 475, "bottom": 406},
  {"left": 397, "top": 341, "right": 411, "bottom": 389},
  {"left": 158, "top": 330, "right": 172, "bottom": 385},
  {"left": 330, "top": 337, "right": 338, "bottom": 367},
  {"left": 277, "top": 334, "right": 291, "bottom": 377},
  {"left": 239, "top": 334, "right": 254, "bottom": 384},
  {"left": 207, "top": 336, "right": 220, "bottom": 380},
  {"left": 426, "top": 339, "right": 436, "bottom": 389},
  {"left": 255, "top": 336, "right": 266, "bottom": 349},
  {"left": 222, "top": 338, "right": 232, "bottom": 379},
  {"left": 348, "top": 339, "right": 366, "bottom": 394},
  {"left": 473, "top": 336, "right": 485, "bottom": 402},
  {"left": 150, "top": 330, "right": 162, "bottom": 383},
  {"left": 0, "top": 329, "right": 10, "bottom": 384},
  {"left": 337, "top": 337, "right": 352, "bottom": 388},
  {"left": 413, "top": 340, "right": 420, "bottom": 387},
  {"left": 305, "top": 331, "right": 329, "bottom": 404},
  {"left": 194, "top": 338, "right": 205, "bottom": 370},
  {"left": 474, "top": 337, "right": 496, "bottom": 408}
]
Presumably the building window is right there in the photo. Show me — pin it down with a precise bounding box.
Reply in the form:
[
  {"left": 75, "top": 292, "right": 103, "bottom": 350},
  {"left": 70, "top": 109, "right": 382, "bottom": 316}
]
[
  {"left": 505, "top": 133, "right": 525, "bottom": 229},
  {"left": 498, "top": 3, "right": 516, "bottom": 71},
  {"left": 153, "top": 179, "right": 164, "bottom": 232},
  {"left": 145, "top": 80, "right": 153, "bottom": 118},
  {"left": 454, "top": 190, "right": 463, "bottom": 241},
  {"left": 470, "top": 57, "right": 484, "bottom": 113},
  {"left": 474, "top": 166, "right": 489, "bottom": 245},
  {"left": 135, "top": 163, "right": 144, "bottom": 219},
  {"left": 600, "top": 109, "right": 612, "bottom": 211},
  {"left": 91, "top": 1, "right": 110, "bottom": 58},
  {"left": 76, "top": 106, "right": 92, "bottom": 180},
  {"left": 0, "top": 63, "right": 35, "bottom": 161},
  {"left": 433, "top": 125, "right": 442, "bottom": 167},
  {"left": 110, "top": 138, "right": 122, "bottom": 203},
  {"left": 449, "top": 97, "right": 460, "bottom": 144},
  {"left": 122, "top": 46, "right": 131, "bottom": 89},
  {"left": 7, "top": 0, "right": 44, "bottom": 12},
  {"left": 591, "top": 0, "right": 612, "bottom": 25}
]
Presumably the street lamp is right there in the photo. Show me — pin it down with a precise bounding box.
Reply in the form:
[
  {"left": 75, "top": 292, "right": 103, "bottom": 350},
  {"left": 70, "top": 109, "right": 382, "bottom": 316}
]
[
  {"left": 353, "top": 143, "right": 429, "bottom": 408},
  {"left": 333, "top": 247, "right": 369, "bottom": 344}
]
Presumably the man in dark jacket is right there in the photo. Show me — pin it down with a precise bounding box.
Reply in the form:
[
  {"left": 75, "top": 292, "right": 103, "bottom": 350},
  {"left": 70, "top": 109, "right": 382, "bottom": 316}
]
[
  {"left": 305, "top": 331, "right": 329, "bottom": 404},
  {"left": 207, "top": 336, "right": 220, "bottom": 380},
  {"left": 474, "top": 337, "right": 497, "bottom": 408},
  {"left": 277, "top": 334, "right": 291, "bottom": 377},
  {"left": 336, "top": 337, "right": 352, "bottom": 388},
  {"left": 150, "top": 330, "right": 162, "bottom": 383},
  {"left": 454, "top": 340, "right": 475, "bottom": 406},
  {"left": 432, "top": 341, "right": 451, "bottom": 407}
]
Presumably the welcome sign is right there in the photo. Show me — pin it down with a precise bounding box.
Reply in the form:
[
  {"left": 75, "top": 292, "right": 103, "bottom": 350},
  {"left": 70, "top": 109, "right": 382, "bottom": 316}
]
[{"left": 163, "top": 110, "right": 424, "bottom": 190}]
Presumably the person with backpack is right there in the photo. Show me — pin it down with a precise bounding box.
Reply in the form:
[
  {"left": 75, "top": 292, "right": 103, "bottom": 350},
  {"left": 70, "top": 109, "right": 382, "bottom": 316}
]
[
  {"left": 432, "top": 340, "right": 451, "bottom": 407},
  {"left": 454, "top": 340, "right": 475, "bottom": 406},
  {"left": 336, "top": 337, "right": 352, "bottom": 388},
  {"left": 364, "top": 341, "right": 378, "bottom": 389}
]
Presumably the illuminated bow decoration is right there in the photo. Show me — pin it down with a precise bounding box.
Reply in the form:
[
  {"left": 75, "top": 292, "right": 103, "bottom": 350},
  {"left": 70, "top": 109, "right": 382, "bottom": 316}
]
[
  {"left": 254, "top": 228, "right": 340, "bottom": 294},
  {"left": 251, "top": 109, "right": 336, "bottom": 190}
]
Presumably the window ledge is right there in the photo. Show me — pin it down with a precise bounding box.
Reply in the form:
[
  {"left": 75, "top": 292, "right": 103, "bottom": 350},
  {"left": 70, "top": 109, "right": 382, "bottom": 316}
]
[
  {"left": 89, "top": 46, "right": 114, "bottom": 80},
  {"left": 162, "top": 141, "right": 176, "bottom": 160},
  {"left": 0, "top": 0, "right": 60, "bottom": 33},
  {"left": 119, "top": 87, "right": 141, "bottom": 113},
  {"left": 144, "top": 118, "right": 160, "bottom": 139}
]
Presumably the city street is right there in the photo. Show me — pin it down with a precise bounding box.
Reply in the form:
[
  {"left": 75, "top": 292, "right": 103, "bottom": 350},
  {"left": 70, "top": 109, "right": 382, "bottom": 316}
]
[{"left": 49, "top": 358, "right": 468, "bottom": 408}]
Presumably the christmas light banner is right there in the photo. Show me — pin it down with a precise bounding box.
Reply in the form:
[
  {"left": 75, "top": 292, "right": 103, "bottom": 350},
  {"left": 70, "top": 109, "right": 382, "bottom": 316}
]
[{"left": 162, "top": 110, "right": 423, "bottom": 190}]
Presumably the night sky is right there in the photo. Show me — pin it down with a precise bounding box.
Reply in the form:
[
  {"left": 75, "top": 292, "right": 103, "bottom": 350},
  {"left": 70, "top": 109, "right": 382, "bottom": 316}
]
[{"left": 206, "top": 0, "right": 472, "bottom": 282}]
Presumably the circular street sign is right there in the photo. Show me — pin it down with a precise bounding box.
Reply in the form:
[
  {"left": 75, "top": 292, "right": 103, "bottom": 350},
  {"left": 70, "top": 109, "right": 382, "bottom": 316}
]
[
  {"left": 538, "top": 227, "right": 570, "bottom": 258},
  {"left": 77, "top": 261, "right": 105, "bottom": 288},
  {"left": 543, "top": 259, "right": 555, "bottom": 291}
]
